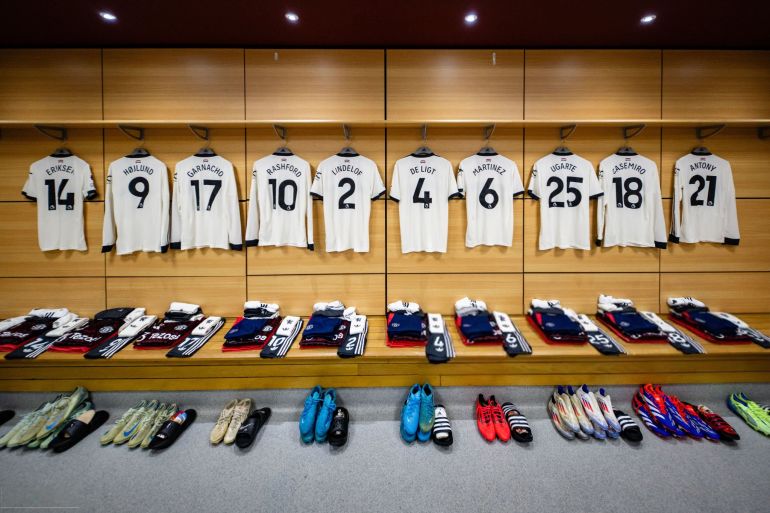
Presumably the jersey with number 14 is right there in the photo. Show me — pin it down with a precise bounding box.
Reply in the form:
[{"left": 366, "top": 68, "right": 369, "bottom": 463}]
[{"left": 527, "top": 152, "right": 602, "bottom": 251}]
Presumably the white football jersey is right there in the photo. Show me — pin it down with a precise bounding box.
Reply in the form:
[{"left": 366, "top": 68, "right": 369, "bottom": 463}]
[
  {"left": 670, "top": 152, "right": 739, "bottom": 245},
  {"left": 22, "top": 155, "right": 96, "bottom": 251},
  {"left": 102, "top": 155, "right": 169, "bottom": 255},
  {"left": 171, "top": 155, "right": 242, "bottom": 250},
  {"left": 310, "top": 154, "right": 385, "bottom": 253},
  {"left": 527, "top": 152, "right": 603, "bottom": 251},
  {"left": 457, "top": 153, "right": 524, "bottom": 247},
  {"left": 597, "top": 153, "right": 667, "bottom": 249},
  {"left": 245, "top": 154, "right": 314, "bottom": 249},
  {"left": 390, "top": 154, "right": 460, "bottom": 253}
]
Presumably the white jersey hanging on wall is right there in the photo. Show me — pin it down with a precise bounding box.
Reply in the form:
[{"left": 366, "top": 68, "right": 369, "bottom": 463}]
[
  {"left": 102, "top": 155, "right": 170, "bottom": 255},
  {"left": 457, "top": 153, "right": 524, "bottom": 247},
  {"left": 310, "top": 154, "right": 385, "bottom": 252},
  {"left": 23, "top": 155, "right": 96, "bottom": 251},
  {"left": 527, "top": 152, "right": 603, "bottom": 251},
  {"left": 389, "top": 154, "right": 460, "bottom": 253},
  {"left": 245, "top": 154, "right": 314, "bottom": 249},
  {"left": 171, "top": 154, "right": 242, "bottom": 250},
  {"left": 670, "top": 152, "right": 739, "bottom": 245},
  {"left": 596, "top": 153, "right": 667, "bottom": 249}
]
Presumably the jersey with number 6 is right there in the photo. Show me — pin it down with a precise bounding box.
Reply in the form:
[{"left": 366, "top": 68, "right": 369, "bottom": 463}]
[
  {"left": 527, "top": 152, "right": 602, "bottom": 250},
  {"left": 390, "top": 154, "right": 460, "bottom": 253},
  {"left": 245, "top": 154, "right": 314, "bottom": 249},
  {"left": 102, "top": 155, "right": 169, "bottom": 255},
  {"left": 23, "top": 155, "right": 96, "bottom": 252},
  {"left": 457, "top": 153, "right": 524, "bottom": 247},
  {"left": 171, "top": 155, "right": 242, "bottom": 250},
  {"left": 670, "top": 152, "right": 739, "bottom": 245},
  {"left": 597, "top": 153, "right": 666, "bottom": 249},
  {"left": 310, "top": 154, "right": 385, "bottom": 253}
]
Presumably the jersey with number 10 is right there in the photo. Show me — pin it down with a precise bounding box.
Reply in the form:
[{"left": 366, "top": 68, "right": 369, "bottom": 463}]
[
  {"left": 102, "top": 155, "right": 169, "bottom": 255},
  {"left": 23, "top": 155, "right": 96, "bottom": 252},
  {"left": 527, "top": 152, "right": 603, "bottom": 251},
  {"left": 457, "top": 153, "right": 524, "bottom": 247},
  {"left": 245, "top": 154, "right": 314, "bottom": 249},
  {"left": 390, "top": 154, "right": 460, "bottom": 253}
]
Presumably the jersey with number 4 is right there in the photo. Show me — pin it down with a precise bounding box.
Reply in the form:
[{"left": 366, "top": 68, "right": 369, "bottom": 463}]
[
  {"left": 597, "top": 153, "right": 666, "bottom": 249},
  {"left": 457, "top": 153, "right": 524, "bottom": 247},
  {"left": 310, "top": 154, "right": 385, "bottom": 253},
  {"left": 670, "top": 152, "right": 739, "bottom": 245},
  {"left": 23, "top": 155, "right": 96, "bottom": 251},
  {"left": 245, "top": 154, "right": 314, "bottom": 249},
  {"left": 390, "top": 154, "right": 460, "bottom": 253},
  {"left": 527, "top": 152, "right": 602, "bottom": 251},
  {"left": 171, "top": 155, "right": 242, "bottom": 250},
  {"left": 102, "top": 156, "right": 169, "bottom": 255}
]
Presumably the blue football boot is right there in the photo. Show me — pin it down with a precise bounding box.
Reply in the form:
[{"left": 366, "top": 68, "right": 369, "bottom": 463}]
[
  {"left": 400, "top": 384, "right": 421, "bottom": 443},
  {"left": 315, "top": 388, "right": 337, "bottom": 443},
  {"left": 417, "top": 383, "right": 435, "bottom": 442},
  {"left": 299, "top": 385, "right": 322, "bottom": 443}
]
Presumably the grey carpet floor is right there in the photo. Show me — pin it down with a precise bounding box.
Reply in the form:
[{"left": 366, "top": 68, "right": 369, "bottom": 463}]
[{"left": 0, "top": 384, "right": 768, "bottom": 513}]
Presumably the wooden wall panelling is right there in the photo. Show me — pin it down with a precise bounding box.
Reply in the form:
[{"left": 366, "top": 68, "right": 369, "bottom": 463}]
[
  {"left": 386, "top": 50, "right": 524, "bottom": 120},
  {"left": 0, "top": 128, "right": 105, "bottom": 201},
  {"left": 661, "top": 199, "right": 770, "bottom": 272},
  {"left": 660, "top": 273, "right": 770, "bottom": 313},
  {"left": 387, "top": 273, "right": 524, "bottom": 315},
  {"left": 0, "top": 278, "right": 105, "bottom": 317},
  {"left": 102, "top": 49, "right": 245, "bottom": 120},
  {"left": 106, "top": 277, "right": 245, "bottom": 317},
  {"left": 524, "top": 50, "right": 661, "bottom": 119},
  {"left": 0, "top": 202, "right": 105, "bottom": 277},
  {"left": 246, "top": 50, "right": 384, "bottom": 120},
  {"left": 0, "top": 49, "right": 102, "bottom": 120},
  {"left": 246, "top": 274, "right": 385, "bottom": 316},
  {"left": 524, "top": 273, "right": 660, "bottom": 313},
  {"left": 662, "top": 50, "right": 770, "bottom": 119},
  {"left": 660, "top": 128, "right": 770, "bottom": 199},
  {"left": 523, "top": 199, "right": 660, "bottom": 272}
]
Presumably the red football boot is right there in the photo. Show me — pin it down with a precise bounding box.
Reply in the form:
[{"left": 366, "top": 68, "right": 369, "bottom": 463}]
[
  {"left": 489, "top": 396, "right": 511, "bottom": 442},
  {"left": 475, "top": 394, "right": 496, "bottom": 442},
  {"left": 696, "top": 404, "right": 740, "bottom": 442}
]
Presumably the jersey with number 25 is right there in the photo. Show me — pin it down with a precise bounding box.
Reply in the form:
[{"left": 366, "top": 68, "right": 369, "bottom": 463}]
[{"left": 527, "top": 152, "right": 603, "bottom": 251}]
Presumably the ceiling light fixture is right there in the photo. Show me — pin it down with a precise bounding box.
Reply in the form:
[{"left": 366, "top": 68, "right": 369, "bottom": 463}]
[
  {"left": 285, "top": 12, "right": 299, "bottom": 23},
  {"left": 464, "top": 13, "right": 478, "bottom": 24},
  {"left": 640, "top": 14, "right": 656, "bottom": 24},
  {"left": 98, "top": 11, "right": 118, "bottom": 22}
]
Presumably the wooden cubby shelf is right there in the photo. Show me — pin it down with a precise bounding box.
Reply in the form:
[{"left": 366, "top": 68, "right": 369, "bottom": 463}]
[{"left": 2, "top": 315, "right": 768, "bottom": 392}]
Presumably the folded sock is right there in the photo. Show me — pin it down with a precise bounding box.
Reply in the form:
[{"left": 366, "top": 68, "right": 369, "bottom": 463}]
[
  {"left": 454, "top": 297, "right": 488, "bottom": 317},
  {"left": 387, "top": 300, "right": 421, "bottom": 314},
  {"left": 667, "top": 297, "right": 706, "bottom": 310},
  {"left": 27, "top": 308, "right": 69, "bottom": 319},
  {"left": 167, "top": 302, "right": 201, "bottom": 315},
  {"left": 531, "top": 298, "right": 561, "bottom": 310},
  {"left": 243, "top": 301, "right": 279, "bottom": 316}
]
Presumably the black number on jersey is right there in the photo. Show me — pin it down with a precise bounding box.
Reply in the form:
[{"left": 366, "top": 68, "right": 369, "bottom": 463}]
[
  {"left": 611, "top": 177, "right": 643, "bottom": 209},
  {"left": 128, "top": 177, "right": 150, "bottom": 208},
  {"left": 412, "top": 177, "right": 433, "bottom": 209},
  {"left": 479, "top": 177, "right": 499, "bottom": 209},
  {"left": 44, "top": 179, "right": 74, "bottom": 211},
  {"left": 190, "top": 179, "right": 222, "bottom": 211},
  {"left": 337, "top": 177, "right": 356, "bottom": 209},
  {"left": 546, "top": 176, "right": 583, "bottom": 208},
  {"left": 268, "top": 178, "right": 298, "bottom": 211},
  {"left": 689, "top": 175, "right": 717, "bottom": 206}
]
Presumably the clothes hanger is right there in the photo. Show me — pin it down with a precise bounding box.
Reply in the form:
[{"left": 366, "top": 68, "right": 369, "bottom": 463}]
[
  {"left": 189, "top": 125, "right": 217, "bottom": 157},
  {"left": 118, "top": 125, "right": 151, "bottom": 158},
  {"left": 337, "top": 124, "right": 359, "bottom": 157},
  {"left": 616, "top": 125, "right": 644, "bottom": 156},
  {"left": 691, "top": 125, "right": 723, "bottom": 156},
  {"left": 553, "top": 125, "right": 575, "bottom": 156},
  {"left": 50, "top": 147, "right": 73, "bottom": 158},
  {"left": 271, "top": 124, "right": 294, "bottom": 156},
  {"left": 477, "top": 124, "right": 498, "bottom": 156},
  {"left": 411, "top": 124, "right": 434, "bottom": 157},
  {"left": 34, "top": 126, "right": 73, "bottom": 158}
]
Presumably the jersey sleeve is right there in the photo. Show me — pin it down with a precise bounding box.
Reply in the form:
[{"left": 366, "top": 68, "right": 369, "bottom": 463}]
[
  {"left": 389, "top": 163, "right": 401, "bottom": 202},
  {"left": 447, "top": 164, "right": 461, "bottom": 199},
  {"left": 159, "top": 164, "right": 170, "bottom": 252},
  {"left": 101, "top": 165, "right": 116, "bottom": 253},
  {"left": 512, "top": 163, "right": 525, "bottom": 196},
  {"left": 723, "top": 162, "right": 740, "bottom": 245},
  {"left": 456, "top": 165, "right": 466, "bottom": 197},
  {"left": 588, "top": 166, "right": 603, "bottom": 200},
  {"left": 82, "top": 163, "right": 97, "bottom": 200},
  {"left": 310, "top": 166, "right": 323, "bottom": 199},
  {"left": 169, "top": 167, "right": 182, "bottom": 249},
  {"left": 244, "top": 167, "right": 259, "bottom": 247},
  {"left": 527, "top": 166, "right": 540, "bottom": 200},
  {"left": 669, "top": 163, "right": 683, "bottom": 243},
  {"left": 595, "top": 165, "right": 607, "bottom": 245},
  {"left": 371, "top": 166, "right": 386, "bottom": 200},
  {"left": 650, "top": 167, "right": 667, "bottom": 249},
  {"left": 226, "top": 164, "right": 243, "bottom": 250},
  {"left": 305, "top": 164, "right": 314, "bottom": 250},
  {"left": 22, "top": 167, "right": 37, "bottom": 200}
]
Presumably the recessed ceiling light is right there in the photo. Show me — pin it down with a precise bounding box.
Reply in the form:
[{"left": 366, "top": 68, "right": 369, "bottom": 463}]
[
  {"left": 640, "top": 14, "right": 656, "bottom": 24},
  {"left": 464, "top": 13, "right": 478, "bottom": 24},
  {"left": 98, "top": 11, "right": 117, "bottom": 22},
  {"left": 285, "top": 12, "right": 299, "bottom": 23}
]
